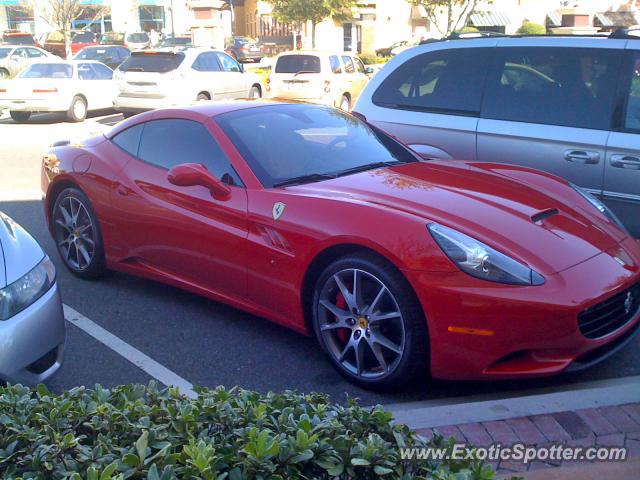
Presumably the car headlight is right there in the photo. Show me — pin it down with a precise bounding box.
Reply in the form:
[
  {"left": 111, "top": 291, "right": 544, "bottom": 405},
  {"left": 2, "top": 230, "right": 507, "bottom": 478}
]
[
  {"left": 569, "top": 183, "right": 627, "bottom": 232},
  {"left": 428, "top": 224, "right": 545, "bottom": 286},
  {"left": 0, "top": 256, "right": 56, "bottom": 321}
]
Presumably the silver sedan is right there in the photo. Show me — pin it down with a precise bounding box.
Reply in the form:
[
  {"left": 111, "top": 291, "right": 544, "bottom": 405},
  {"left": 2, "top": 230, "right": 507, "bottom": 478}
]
[{"left": 0, "top": 211, "right": 65, "bottom": 384}]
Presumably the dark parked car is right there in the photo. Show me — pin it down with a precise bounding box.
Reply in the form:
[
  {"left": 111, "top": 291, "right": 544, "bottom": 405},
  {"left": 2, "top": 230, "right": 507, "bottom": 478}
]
[
  {"left": 2, "top": 30, "right": 37, "bottom": 46},
  {"left": 225, "top": 36, "right": 263, "bottom": 63},
  {"left": 74, "top": 45, "right": 131, "bottom": 69}
]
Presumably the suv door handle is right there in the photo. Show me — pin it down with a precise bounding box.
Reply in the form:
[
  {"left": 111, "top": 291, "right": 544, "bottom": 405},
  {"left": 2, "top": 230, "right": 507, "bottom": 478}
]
[
  {"left": 610, "top": 154, "right": 640, "bottom": 170},
  {"left": 564, "top": 150, "right": 600, "bottom": 164}
]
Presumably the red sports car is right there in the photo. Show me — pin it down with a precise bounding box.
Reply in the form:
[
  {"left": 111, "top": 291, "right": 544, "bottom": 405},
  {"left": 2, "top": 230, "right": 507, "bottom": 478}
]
[{"left": 41, "top": 102, "right": 640, "bottom": 389}]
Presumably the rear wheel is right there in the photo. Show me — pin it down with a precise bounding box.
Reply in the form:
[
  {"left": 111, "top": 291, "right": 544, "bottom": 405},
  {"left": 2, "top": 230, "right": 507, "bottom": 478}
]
[
  {"left": 312, "top": 253, "right": 428, "bottom": 390},
  {"left": 10, "top": 111, "right": 31, "bottom": 122},
  {"left": 249, "top": 85, "right": 261, "bottom": 98},
  {"left": 66, "top": 95, "right": 87, "bottom": 122},
  {"left": 0, "top": 68, "right": 9, "bottom": 79},
  {"left": 339, "top": 94, "right": 350, "bottom": 112},
  {"left": 196, "top": 92, "right": 210, "bottom": 101},
  {"left": 52, "top": 187, "right": 107, "bottom": 279}
]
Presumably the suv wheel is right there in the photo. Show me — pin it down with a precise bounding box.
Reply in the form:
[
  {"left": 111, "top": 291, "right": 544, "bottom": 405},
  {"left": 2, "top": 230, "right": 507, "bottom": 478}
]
[
  {"left": 10, "top": 111, "right": 31, "bottom": 122},
  {"left": 249, "top": 86, "right": 261, "bottom": 98},
  {"left": 339, "top": 95, "right": 350, "bottom": 112},
  {"left": 67, "top": 95, "right": 87, "bottom": 122}
]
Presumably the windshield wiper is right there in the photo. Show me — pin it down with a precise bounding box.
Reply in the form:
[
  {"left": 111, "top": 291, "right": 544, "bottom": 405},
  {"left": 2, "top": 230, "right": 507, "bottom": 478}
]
[
  {"left": 273, "top": 172, "right": 337, "bottom": 188},
  {"left": 332, "top": 160, "right": 403, "bottom": 178},
  {"left": 293, "top": 70, "right": 317, "bottom": 77}
]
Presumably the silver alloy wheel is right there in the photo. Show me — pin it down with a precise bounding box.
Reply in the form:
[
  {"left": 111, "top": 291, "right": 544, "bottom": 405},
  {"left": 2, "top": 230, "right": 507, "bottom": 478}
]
[
  {"left": 73, "top": 97, "right": 86, "bottom": 119},
  {"left": 318, "top": 268, "right": 406, "bottom": 379},
  {"left": 54, "top": 196, "right": 95, "bottom": 271}
]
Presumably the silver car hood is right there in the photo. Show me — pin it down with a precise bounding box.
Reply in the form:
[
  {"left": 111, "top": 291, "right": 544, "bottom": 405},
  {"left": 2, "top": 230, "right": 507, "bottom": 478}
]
[{"left": 0, "top": 212, "right": 44, "bottom": 288}]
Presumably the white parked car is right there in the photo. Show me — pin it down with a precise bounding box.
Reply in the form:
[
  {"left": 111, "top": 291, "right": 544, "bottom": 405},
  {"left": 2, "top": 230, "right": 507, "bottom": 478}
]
[
  {"left": 0, "top": 60, "right": 116, "bottom": 122},
  {"left": 0, "top": 45, "right": 57, "bottom": 79},
  {"left": 113, "top": 47, "right": 264, "bottom": 117},
  {"left": 267, "top": 51, "right": 371, "bottom": 111}
]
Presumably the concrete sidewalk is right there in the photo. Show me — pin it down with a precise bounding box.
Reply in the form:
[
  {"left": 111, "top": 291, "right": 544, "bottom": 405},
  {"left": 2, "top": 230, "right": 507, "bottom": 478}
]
[{"left": 415, "top": 403, "right": 640, "bottom": 476}]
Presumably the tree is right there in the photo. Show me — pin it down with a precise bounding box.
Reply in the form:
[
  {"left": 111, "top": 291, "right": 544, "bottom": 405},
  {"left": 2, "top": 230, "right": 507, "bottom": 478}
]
[
  {"left": 410, "top": 0, "right": 484, "bottom": 38},
  {"left": 517, "top": 21, "right": 546, "bottom": 35},
  {"left": 34, "top": 0, "right": 106, "bottom": 59},
  {"left": 267, "top": 0, "right": 356, "bottom": 48}
]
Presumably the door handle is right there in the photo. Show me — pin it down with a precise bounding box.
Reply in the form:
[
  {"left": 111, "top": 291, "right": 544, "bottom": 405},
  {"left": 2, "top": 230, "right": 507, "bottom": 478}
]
[
  {"left": 564, "top": 150, "right": 600, "bottom": 164},
  {"left": 610, "top": 154, "right": 640, "bottom": 170}
]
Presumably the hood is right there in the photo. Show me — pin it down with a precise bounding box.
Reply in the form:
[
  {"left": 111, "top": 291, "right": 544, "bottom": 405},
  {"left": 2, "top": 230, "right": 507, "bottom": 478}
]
[
  {"left": 0, "top": 212, "right": 44, "bottom": 288},
  {"left": 292, "top": 161, "right": 627, "bottom": 275}
]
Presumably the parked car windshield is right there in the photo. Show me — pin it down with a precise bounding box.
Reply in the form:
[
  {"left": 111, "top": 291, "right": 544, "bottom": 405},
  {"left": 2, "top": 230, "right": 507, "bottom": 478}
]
[
  {"left": 118, "top": 52, "right": 184, "bottom": 72},
  {"left": 72, "top": 31, "right": 97, "bottom": 43},
  {"left": 101, "top": 32, "right": 124, "bottom": 44},
  {"left": 20, "top": 63, "right": 73, "bottom": 79},
  {"left": 216, "top": 104, "right": 413, "bottom": 187},
  {"left": 75, "top": 47, "right": 112, "bottom": 60},
  {"left": 127, "top": 32, "right": 149, "bottom": 43},
  {"left": 275, "top": 55, "right": 321, "bottom": 74},
  {"left": 2, "top": 34, "right": 35, "bottom": 45},
  {"left": 160, "top": 37, "right": 191, "bottom": 47},
  {"left": 0, "top": 47, "right": 11, "bottom": 58}
]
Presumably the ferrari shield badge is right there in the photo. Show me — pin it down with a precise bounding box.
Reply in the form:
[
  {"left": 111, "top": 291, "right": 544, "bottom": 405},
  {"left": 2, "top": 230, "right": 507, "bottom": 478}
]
[{"left": 272, "top": 202, "right": 286, "bottom": 220}]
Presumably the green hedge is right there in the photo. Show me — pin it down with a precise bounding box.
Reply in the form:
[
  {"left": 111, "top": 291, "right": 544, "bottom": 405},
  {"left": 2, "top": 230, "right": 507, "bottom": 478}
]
[
  {"left": 0, "top": 383, "right": 496, "bottom": 479},
  {"left": 516, "top": 22, "right": 546, "bottom": 35}
]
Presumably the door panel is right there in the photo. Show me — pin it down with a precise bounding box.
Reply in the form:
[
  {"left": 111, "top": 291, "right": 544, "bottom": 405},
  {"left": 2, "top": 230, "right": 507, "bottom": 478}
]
[
  {"left": 603, "top": 52, "right": 640, "bottom": 237},
  {"left": 477, "top": 120, "right": 608, "bottom": 191}
]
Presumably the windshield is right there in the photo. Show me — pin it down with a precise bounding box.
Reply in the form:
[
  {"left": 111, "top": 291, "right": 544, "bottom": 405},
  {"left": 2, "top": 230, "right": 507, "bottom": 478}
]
[
  {"left": 75, "top": 47, "right": 111, "bottom": 60},
  {"left": 215, "top": 104, "right": 412, "bottom": 188},
  {"left": 20, "top": 63, "right": 73, "bottom": 79},
  {"left": 127, "top": 32, "right": 149, "bottom": 43},
  {"left": 275, "top": 55, "right": 321, "bottom": 74},
  {"left": 0, "top": 47, "right": 12, "bottom": 59},
  {"left": 118, "top": 52, "right": 184, "bottom": 72},
  {"left": 101, "top": 32, "right": 124, "bottom": 43},
  {"left": 160, "top": 37, "right": 191, "bottom": 47}
]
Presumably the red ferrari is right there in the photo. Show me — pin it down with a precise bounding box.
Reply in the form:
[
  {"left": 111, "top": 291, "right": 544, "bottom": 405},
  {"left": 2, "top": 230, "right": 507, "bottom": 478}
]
[{"left": 42, "top": 102, "right": 640, "bottom": 389}]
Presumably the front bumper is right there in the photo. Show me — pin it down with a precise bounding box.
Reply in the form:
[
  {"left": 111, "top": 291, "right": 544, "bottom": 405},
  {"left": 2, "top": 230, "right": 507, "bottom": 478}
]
[
  {"left": 0, "top": 283, "right": 66, "bottom": 385},
  {"left": 406, "top": 236, "right": 640, "bottom": 380}
]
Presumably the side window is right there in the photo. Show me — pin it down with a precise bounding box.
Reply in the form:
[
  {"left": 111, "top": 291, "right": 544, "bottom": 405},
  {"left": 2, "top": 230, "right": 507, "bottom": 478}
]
[
  {"left": 119, "top": 48, "right": 131, "bottom": 60},
  {"left": 78, "top": 63, "right": 97, "bottom": 80},
  {"left": 92, "top": 63, "right": 113, "bottom": 79},
  {"left": 342, "top": 55, "right": 355, "bottom": 73},
  {"left": 27, "top": 48, "right": 45, "bottom": 58},
  {"left": 138, "top": 119, "right": 243, "bottom": 186},
  {"left": 354, "top": 57, "right": 366, "bottom": 74},
  {"left": 624, "top": 55, "right": 640, "bottom": 131},
  {"left": 482, "top": 47, "right": 621, "bottom": 130},
  {"left": 112, "top": 124, "right": 144, "bottom": 157},
  {"left": 329, "top": 55, "right": 342, "bottom": 74},
  {"left": 372, "top": 48, "right": 491, "bottom": 115},
  {"left": 193, "top": 52, "right": 221, "bottom": 72},
  {"left": 216, "top": 52, "right": 241, "bottom": 72},
  {"left": 14, "top": 48, "right": 28, "bottom": 58}
]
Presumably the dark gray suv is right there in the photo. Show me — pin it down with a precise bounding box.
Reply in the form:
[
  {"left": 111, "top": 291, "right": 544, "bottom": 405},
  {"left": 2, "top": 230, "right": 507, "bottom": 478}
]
[{"left": 355, "top": 34, "right": 640, "bottom": 236}]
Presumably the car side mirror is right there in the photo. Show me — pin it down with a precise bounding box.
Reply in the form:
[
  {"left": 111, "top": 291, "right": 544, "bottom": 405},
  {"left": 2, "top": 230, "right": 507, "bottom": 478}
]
[
  {"left": 238, "top": 63, "right": 244, "bottom": 73},
  {"left": 167, "top": 163, "right": 231, "bottom": 200}
]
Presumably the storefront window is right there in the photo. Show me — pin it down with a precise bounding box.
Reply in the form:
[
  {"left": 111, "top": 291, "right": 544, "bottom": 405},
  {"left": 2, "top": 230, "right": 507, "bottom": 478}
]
[
  {"left": 139, "top": 6, "right": 165, "bottom": 32},
  {"left": 6, "top": 6, "right": 35, "bottom": 31}
]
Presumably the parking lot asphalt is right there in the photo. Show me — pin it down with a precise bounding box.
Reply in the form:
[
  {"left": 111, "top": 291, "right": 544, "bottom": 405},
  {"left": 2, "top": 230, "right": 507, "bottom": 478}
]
[{"left": 1, "top": 112, "right": 640, "bottom": 406}]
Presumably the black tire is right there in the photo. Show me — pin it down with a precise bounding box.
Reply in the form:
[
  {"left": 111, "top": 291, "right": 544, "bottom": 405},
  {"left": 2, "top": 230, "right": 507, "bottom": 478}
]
[
  {"left": 196, "top": 92, "right": 210, "bottom": 101},
  {"left": 52, "top": 187, "right": 107, "bottom": 279},
  {"left": 0, "top": 68, "right": 9, "bottom": 79},
  {"left": 249, "top": 85, "right": 261, "bottom": 99},
  {"left": 10, "top": 111, "right": 31, "bottom": 122},
  {"left": 66, "top": 95, "right": 87, "bottom": 122},
  {"left": 311, "top": 253, "right": 428, "bottom": 390}
]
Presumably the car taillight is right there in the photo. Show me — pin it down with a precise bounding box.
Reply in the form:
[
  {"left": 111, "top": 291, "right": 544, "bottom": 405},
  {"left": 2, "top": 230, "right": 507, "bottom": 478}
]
[
  {"left": 324, "top": 80, "right": 331, "bottom": 93},
  {"left": 241, "top": 46, "right": 249, "bottom": 52},
  {"left": 33, "top": 88, "right": 58, "bottom": 93},
  {"left": 0, "top": 88, "right": 6, "bottom": 93}
]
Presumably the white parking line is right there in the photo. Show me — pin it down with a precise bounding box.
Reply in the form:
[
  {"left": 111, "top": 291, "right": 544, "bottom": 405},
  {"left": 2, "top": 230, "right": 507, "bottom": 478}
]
[
  {"left": 383, "top": 376, "right": 640, "bottom": 429},
  {"left": 63, "top": 304, "right": 197, "bottom": 398}
]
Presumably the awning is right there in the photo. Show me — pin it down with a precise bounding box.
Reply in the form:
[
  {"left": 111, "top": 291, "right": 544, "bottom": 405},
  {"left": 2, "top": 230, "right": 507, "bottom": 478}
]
[
  {"left": 468, "top": 11, "right": 511, "bottom": 27},
  {"left": 546, "top": 11, "right": 561, "bottom": 27},
  {"left": 594, "top": 11, "right": 638, "bottom": 28}
]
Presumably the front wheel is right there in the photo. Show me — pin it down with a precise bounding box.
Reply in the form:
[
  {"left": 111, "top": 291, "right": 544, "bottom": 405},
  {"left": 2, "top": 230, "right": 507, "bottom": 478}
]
[
  {"left": 312, "top": 253, "right": 428, "bottom": 390},
  {"left": 52, "top": 187, "right": 107, "bottom": 279},
  {"left": 66, "top": 95, "right": 87, "bottom": 122},
  {"left": 249, "top": 86, "right": 261, "bottom": 99},
  {"left": 339, "top": 94, "right": 350, "bottom": 112}
]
